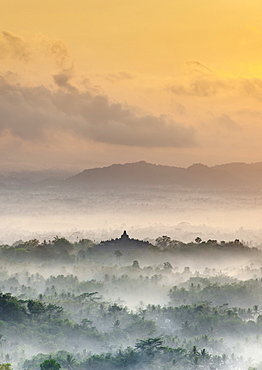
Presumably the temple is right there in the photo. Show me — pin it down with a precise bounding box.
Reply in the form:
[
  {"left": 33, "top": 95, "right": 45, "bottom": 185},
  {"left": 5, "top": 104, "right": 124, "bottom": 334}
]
[
  {"left": 120, "top": 230, "right": 129, "bottom": 240},
  {"left": 95, "top": 230, "right": 150, "bottom": 253}
]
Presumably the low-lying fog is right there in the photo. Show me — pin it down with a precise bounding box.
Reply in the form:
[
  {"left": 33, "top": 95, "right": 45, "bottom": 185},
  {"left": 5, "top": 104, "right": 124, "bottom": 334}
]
[
  {"left": 2, "top": 176, "right": 262, "bottom": 369},
  {"left": 1, "top": 183, "right": 262, "bottom": 247},
  {"left": 1, "top": 239, "right": 262, "bottom": 369}
]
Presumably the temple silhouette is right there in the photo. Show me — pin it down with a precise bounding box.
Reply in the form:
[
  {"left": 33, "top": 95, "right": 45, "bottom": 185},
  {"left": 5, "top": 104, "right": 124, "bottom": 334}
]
[
  {"left": 120, "top": 230, "right": 129, "bottom": 241},
  {"left": 96, "top": 230, "right": 150, "bottom": 253}
]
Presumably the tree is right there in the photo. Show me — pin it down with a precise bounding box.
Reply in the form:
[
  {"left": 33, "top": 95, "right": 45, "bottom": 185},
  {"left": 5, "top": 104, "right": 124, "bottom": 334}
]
[
  {"left": 114, "top": 250, "right": 122, "bottom": 263},
  {"left": 155, "top": 236, "right": 171, "bottom": 249},
  {"left": 113, "top": 319, "right": 120, "bottom": 328},
  {"left": 132, "top": 260, "right": 140, "bottom": 269},
  {"left": 40, "top": 359, "right": 61, "bottom": 370},
  {"left": 135, "top": 337, "right": 163, "bottom": 357},
  {"left": 66, "top": 355, "right": 76, "bottom": 370},
  {"left": 195, "top": 237, "right": 202, "bottom": 244},
  {"left": 163, "top": 262, "right": 173, "bottom": 271},
  {"left": 24, "top": 239, "right": 40, "bottom": 248},
  {"left": 52, "top": 237, "right": 72, "bottom": 254},
  {"left": 79, "top": 239, "right": 94, "bottom": 248},
  {"left": 27, "top": 300, "right": 45, "bottom": 315},
  {"left": 0, "top": 365, "right": 12, "bottom": 370}
]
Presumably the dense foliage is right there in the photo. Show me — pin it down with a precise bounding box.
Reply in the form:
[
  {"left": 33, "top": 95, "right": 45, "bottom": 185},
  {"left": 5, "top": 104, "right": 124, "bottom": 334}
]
[{"left": 0, "top": 235, "right": 261, "bottom": 369}]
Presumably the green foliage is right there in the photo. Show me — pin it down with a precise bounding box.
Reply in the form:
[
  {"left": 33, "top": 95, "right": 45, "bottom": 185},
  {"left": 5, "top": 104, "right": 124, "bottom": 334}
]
[
  {"left": 40, "top": 359, "right": 61, "bottom": 370},
  {"left": 27, "top": 300, "right": 46, "bottom": 315},
  {"left": 0, "top": 293, "right": 25, "bottom": 322},
  {"left": 0, "top": 364, "right": 12, "bottom": 370},
  {"left": 0, "top": 234, "right": 262, "bottom": 369},
  {"left": 135, "top": 337, "right": 163, "bottom": 356}
]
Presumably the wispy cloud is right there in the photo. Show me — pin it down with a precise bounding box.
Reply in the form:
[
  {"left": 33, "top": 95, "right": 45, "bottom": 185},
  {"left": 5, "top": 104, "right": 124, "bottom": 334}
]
[
  {"left": 41, "top": 37, "right": 70, "bottom": 69},
  {"left": 168, "top": 79, "right": 229, "bottom": 97},
  {"left": 168, "top": 76, "right": 262, "bottom": 99},
  {"left": 182, "top": 60, "right": 213, "bottom": 76},
  {"left": 0, "top": 31, "right": 30, "bottom": 62},
  {"left": 105, "top": 71, "right": 135, "bottom": 83}
]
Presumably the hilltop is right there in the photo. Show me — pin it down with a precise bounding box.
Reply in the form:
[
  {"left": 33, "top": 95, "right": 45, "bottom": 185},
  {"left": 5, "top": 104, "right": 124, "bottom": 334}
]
[{"left": 66, "top": 160, "right": 262, "bottom": 188}]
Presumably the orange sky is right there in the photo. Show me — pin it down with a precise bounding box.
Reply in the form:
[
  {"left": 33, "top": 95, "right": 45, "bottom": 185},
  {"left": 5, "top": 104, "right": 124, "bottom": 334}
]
[{"left": 0, "top": 0, "right": 262, "bottom": 170}]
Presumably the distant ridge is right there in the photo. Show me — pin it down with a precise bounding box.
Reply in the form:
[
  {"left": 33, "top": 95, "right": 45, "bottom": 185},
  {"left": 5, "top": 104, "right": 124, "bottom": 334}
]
[{"left": 66, "top": 160, "right": 262, "bottom": 188}]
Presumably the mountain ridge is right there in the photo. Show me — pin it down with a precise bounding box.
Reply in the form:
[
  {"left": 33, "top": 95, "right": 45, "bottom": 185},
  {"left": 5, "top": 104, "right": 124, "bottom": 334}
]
[{"left": 66, "top": 160, "right": 262, "bottom": 188}]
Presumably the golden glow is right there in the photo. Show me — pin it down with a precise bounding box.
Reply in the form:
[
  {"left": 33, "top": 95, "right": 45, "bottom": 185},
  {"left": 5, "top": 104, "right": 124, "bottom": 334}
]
[
  {"left": 1, "top": 0, "right": 262, "bottom": 74},
  {"left": 1, "top": 0, "right": 262, "bottom": 168}
]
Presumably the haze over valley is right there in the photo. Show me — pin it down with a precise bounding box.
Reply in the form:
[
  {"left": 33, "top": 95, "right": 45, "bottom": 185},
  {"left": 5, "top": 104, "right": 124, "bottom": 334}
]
[
  {"left": 1, "top": 161, "right": 262, "bottom": 247},
  {"left": 2, "top": 0, "right": 262, "bottom": 368}
]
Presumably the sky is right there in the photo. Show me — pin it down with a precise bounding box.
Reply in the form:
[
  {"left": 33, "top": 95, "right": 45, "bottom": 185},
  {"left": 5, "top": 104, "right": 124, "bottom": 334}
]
[{"left": 1, "top": 0, "right": 262, "bottom": 170}]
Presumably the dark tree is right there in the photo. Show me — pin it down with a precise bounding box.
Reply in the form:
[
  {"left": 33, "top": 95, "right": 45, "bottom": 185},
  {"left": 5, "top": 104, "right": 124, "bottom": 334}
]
[{"left": 40, "top": 359, "right": 61, "bottom": 370}]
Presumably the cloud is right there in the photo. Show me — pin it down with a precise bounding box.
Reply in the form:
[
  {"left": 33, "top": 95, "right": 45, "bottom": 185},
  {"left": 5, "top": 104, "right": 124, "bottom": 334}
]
[
  {"left": 0, "top": 74, "right": 196, "bottom": 148},
  {"left": 240, "top": 78, "right": 262, "bottom": 100},
  {"left": 42, "top": 38, "right": 70, "bottom": 69},
  {"left": 211, "top": 114, "right": 241, "bottom": 131},
  {"left": 168, "top": 76, "right": 262, "bottom": 99},
  {"left": 105, "top": 71, "right": 135, "bottom": 83},
  {"left": 168, "top": 79, "right": 231, "bottom": 97},
  {"left": 53, "top": 65, "right": 78, "bottom": 92},
  {"left": 166, "top": 61, "right": 262, "bottom": 99},
  {"left": 0, "top": 31, "right": 195, "bottom": 149},
  {"left": 182, "top": 61, "right": 213, "bottom": 76},
  {"left": 236, "top": 109, "right": 262, "bottom": 117},
  {"left": 0, "top": 31, "right": 30, "bottom": 62},
  {"left": 0, "top": 31, "right": 72, "bottom": 73},
  {"left": 200, "top": 114, "right": 242, "bottom": 144},
  {"left": 170, "top": 99, "right": 186, "bottom": 115}
]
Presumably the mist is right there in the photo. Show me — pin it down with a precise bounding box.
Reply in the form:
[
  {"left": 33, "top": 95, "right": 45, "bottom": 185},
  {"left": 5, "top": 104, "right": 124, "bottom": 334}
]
[
  {"left": 3, "top": 2, "right": 262, "bottom": 368},
  {"left": 1, "top": 173, "right": 262, "bottom": 246},
  {"left": 1, "top": 233, "right": 262, "bottom": 369},
  {"left": 1, "top": 167, "right": 262, "bottom": 369}
]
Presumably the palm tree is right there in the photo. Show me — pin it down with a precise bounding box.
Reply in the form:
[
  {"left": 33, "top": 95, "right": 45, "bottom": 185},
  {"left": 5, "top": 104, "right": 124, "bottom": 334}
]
[{"left": 66, "top": 354, "right": 76, "bottom": 370}]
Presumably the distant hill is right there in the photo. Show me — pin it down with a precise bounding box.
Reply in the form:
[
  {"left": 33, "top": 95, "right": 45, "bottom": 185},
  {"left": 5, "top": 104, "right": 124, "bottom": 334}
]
[
  {"left": 66, "top": 160, "right": 262, "bottom": 188},
  {"left": 214, "top": 162, "right": 262, "bottom": 187},
  {"left": 0, "top": 169, "right": 75, "bottom": 189}
]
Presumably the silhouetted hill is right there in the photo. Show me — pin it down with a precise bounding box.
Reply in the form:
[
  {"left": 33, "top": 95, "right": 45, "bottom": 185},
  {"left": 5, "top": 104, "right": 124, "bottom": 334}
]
[
  {"left": 67, "top": 161, "right": 183, "bottom": 186},
  {"left": 214, "top": 162, "right": 262, "bottom": 187},
  {"left": 66, "top": 161, "right": 251, "bottom": 188}
]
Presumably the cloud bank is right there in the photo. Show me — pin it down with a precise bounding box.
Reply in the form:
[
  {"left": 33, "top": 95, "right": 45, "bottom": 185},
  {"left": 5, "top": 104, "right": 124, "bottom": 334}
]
[{"left": 0, "top": 73, "right": 196, "bottom": 148}]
